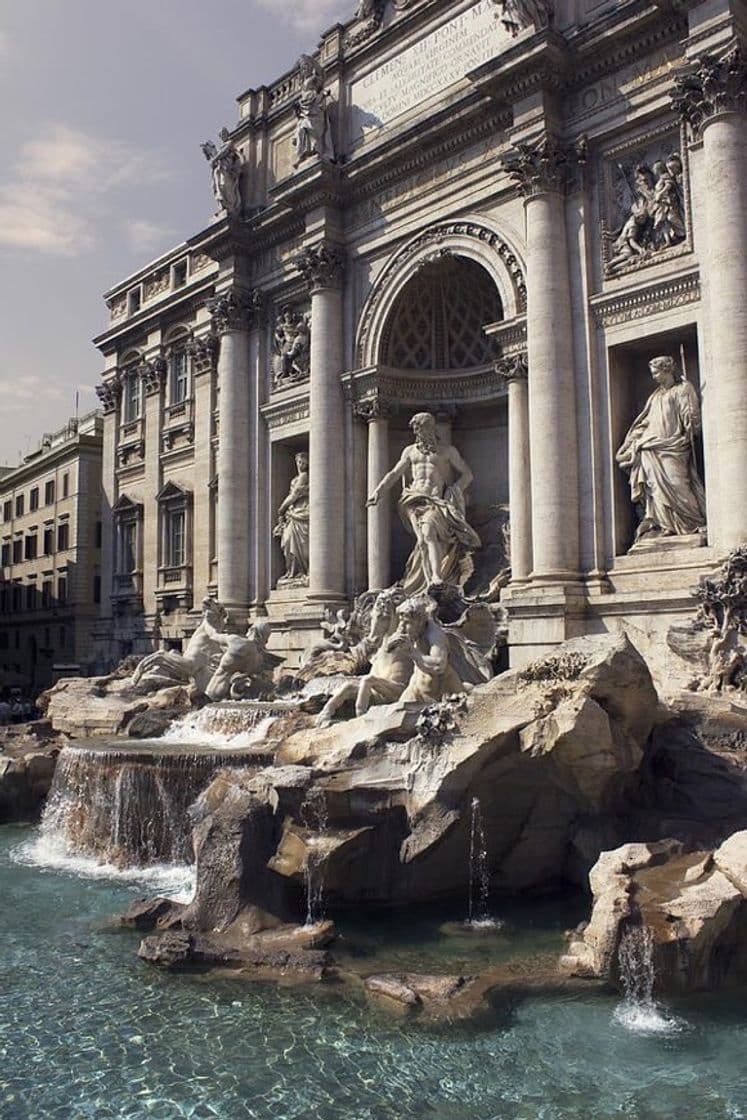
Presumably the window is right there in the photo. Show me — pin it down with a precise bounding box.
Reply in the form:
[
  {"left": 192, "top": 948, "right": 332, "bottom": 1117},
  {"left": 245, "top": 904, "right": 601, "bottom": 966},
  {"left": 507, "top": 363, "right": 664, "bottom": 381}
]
[
  {"left": 1, "top": 544, "right": 9, "bottom": 567},
  {"left": 42, "top": 581, "right": 52, "bottom": 608},
  {"left": 166, "top": 508, "right": 186, "bottom": 568},
  {"left": 44, "top": 479, "right": 55, "bottom": 505},
  {"left": 43, "top": 528, "right": 53, "bottom": 556},
  {"left": 25, "top": 584, "right": 35, "bottom": 610},
  {"left": 119, "top": 520, "right": 138, "bottom": 573},
  {"left": 169, "top": 348, "right": 189, "bottom": 405},
  {"left": 15, "top": 495, "right": 24, "bottom": 517},
  {"left": 57, "top": 522, "right": 69, "bottom": 551},
  {"left": 57, "top": 576, "right": 67, "bottom": 604},
  {"left": 172, "top": 261, "right": 188, "bottom": 289},
  {"left": 3, "top": 501, "right": 11, "bottom": 522},
  {"left": 122, "top": 369, "right": 141, "bottom": 423},
  {"left": 95, "top": 520, "right": 102, "bottom": 548},
  {"left": 12, "top": 584, "right": 22, "bottom": 611},
  {"left": 128, "top": 288, "right": 141, "bottom": 315},
  {"left": 0, "top": 587, "right": 8, "bottom": 613},
  {"left": 59, "top": 625, "right": 66, "bottom": 649},
  {"left": 30, "top": 488, "right": 39, "bottom": 512},
  {"left": 62, "top": 473, "right": 69, "bottom": 498},
  {"left": 12, "top": 540, "right": 22, "bottom": 564},
  {"left": 93, "top": 573, "right": 101, "bottom": 604},
  {"left": 24, "top": 534, "right": 37, "bottom": 561}
]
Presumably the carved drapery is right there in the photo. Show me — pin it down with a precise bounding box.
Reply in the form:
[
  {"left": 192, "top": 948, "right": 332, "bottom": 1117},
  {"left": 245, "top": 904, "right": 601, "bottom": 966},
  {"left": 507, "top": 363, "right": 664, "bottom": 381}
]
[
  {"left": 502, "top": 133, "right": 571, "bottom": 197},
  {"left": 295, "top": 242, "right": 346, "bottom": 293},
  {"left": 672, "top": 43, "right": 747, "bottom": 139}
]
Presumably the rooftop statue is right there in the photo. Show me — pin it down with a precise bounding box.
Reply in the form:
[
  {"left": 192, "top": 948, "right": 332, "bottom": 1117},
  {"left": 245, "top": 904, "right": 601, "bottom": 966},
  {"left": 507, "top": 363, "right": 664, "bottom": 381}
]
[
  {"left": 273, "top": 452, "right": 310, "bottom": 585},
  {"left": 497, "top": 0, "right": 553, "bottom": 35},
  {"left": 367, "top": 411, "right": 481, "bottom": 595},
  {"left": 200, "top": 129, "right": 242, "bottom": 217},
  {"left": 293, "top": 56, "right": 334, "bottom": 168},
  {"left": 616, "top": 354, "right": 706, "bottom": 545}
]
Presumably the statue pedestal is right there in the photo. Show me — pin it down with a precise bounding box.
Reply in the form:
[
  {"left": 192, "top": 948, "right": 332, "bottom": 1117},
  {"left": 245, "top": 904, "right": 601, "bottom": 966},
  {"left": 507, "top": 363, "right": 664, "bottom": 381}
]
[
  {"left": 263, "top": 586, "right": 348, "bottom": 669},
  {"left": 628, "top": 531, "right": 707, "bottom": 555}
]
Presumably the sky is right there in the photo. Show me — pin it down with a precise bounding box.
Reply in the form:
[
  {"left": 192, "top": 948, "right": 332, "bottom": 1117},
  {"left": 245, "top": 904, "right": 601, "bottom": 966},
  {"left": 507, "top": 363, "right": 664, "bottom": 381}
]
[{"left": 0, "top": 0, "right": 353, "bottom": 465}]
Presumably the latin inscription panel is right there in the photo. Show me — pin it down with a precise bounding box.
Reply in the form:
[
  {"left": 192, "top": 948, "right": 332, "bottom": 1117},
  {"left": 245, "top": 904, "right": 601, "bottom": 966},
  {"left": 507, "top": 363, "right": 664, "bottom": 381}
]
[{"left": 350, "top": 0, "right": 511, "bottom": 140}]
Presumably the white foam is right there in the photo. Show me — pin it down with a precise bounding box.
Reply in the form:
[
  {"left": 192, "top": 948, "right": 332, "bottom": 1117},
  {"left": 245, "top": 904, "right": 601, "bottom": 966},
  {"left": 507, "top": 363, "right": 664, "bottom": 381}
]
[
  {"left": 160, "top": 712, "right": 279, "bottom": 748},
  {"left": 11, "top": 831, "right": 195, "bottom": 902},
  {"left": 613, "top": 999, "right": 685, "bottom": 1036}
]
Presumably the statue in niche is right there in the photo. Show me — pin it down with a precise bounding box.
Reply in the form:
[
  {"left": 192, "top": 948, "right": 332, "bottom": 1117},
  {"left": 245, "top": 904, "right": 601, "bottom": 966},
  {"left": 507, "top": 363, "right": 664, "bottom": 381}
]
[
  {"left": 274, "top": 452, "right": 310, "bottom": 584},
  {"left": 293, "top": 56, "right": 334, "bottom": 168},
  {"left": 616, "top": 355, "right": 706, "bottom": 546},
  {"left": 367, "top": 411, "right": 481, "bottom": 595},
  {"left": 497, "top": 0, "right": 553, "bottom": 35},
  {"left": 200, "top": 129, "right": 242, "bottom": 217},
  {"left": 272, "top": 308, "right": 311, "bottom": 387},
  {"left": 316, "top": 587, "right": 492, "bottom": 726},
  {"left": 607, "top": 154, "right": 686, "bottom": 272}
]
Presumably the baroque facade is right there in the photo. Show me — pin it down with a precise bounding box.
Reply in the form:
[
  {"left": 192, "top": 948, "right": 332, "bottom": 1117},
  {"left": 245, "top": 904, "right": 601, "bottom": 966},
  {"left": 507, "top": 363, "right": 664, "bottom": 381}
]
[
  {"left": 94, "top": 0, "right": 747, "bottom": 668},
  {"left": 0, "top": 412, "right": 103, "bottom": 691}
]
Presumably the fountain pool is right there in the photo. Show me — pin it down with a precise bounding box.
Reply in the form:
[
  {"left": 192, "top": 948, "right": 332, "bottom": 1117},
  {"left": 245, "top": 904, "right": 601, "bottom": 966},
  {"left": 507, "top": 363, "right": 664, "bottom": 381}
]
[{"left": 2, "top": 823, "right": 746, "bottom": 1120}]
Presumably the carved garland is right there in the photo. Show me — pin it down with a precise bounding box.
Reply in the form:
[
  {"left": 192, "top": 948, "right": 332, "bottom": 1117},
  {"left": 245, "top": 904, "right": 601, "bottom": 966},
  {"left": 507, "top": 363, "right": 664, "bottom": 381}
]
[{"left": 356, "top": 222, "right": 526, "bottom": 367}]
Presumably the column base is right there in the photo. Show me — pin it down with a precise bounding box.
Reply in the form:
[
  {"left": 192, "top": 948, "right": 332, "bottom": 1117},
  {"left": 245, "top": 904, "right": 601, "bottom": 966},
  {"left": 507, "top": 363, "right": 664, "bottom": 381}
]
[{"left": 264, "top": 586, "right": 349, "bottom": 670}]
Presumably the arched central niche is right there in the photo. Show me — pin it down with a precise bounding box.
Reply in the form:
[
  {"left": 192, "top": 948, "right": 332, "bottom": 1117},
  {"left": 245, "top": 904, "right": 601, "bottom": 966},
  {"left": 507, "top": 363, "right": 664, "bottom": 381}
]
[{"left": 380, "top": 255, "right": 503, "bottom": 371}]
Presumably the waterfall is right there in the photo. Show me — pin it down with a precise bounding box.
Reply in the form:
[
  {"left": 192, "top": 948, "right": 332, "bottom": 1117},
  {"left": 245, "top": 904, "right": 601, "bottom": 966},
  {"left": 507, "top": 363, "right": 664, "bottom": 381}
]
[
  {"left": 613, "top": 923, "right": 681, "bottom": 1034},
  {"left": 465, "top": 797, "right": 502, "bottom": 930},
  {"left": 162, "top": 700, "right": 296, "bottom": 748},
  {"left": 301, "top": 788, "right": 329, "bottom": 927},
  {"left": 35, "top": 743, "right": 243, "bottom": 869}
]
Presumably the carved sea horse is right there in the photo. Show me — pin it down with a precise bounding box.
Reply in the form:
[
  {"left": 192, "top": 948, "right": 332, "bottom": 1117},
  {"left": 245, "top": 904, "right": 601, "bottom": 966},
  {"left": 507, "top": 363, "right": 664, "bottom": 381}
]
[{"left": 130, "top": 598, "right": 228, "bottom": 694}]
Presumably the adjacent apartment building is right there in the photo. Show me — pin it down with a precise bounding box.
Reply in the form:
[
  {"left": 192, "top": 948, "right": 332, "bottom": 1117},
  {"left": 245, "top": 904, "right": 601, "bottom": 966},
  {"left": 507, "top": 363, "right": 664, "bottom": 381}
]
[{"left": 0, "top": 412, "right": 103, "bottom": 694}]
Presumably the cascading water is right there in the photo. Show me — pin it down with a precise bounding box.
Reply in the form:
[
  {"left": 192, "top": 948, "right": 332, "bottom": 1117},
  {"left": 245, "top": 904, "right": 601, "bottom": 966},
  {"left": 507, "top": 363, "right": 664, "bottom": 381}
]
[
  {"left": 465, "top": 797, "right": 502, "bottom": 930},
  {"left": 300, "top": 787, "right": 329, "bottom": 927},
  {"left": 162, "top": 700, "right": 296, "bottom": 748},
  {"left": 613, "top": 923, "right": 682, "bottom": 1034},
  {"left": 33, "top": 743, "right": 247, "bottom": 869}
]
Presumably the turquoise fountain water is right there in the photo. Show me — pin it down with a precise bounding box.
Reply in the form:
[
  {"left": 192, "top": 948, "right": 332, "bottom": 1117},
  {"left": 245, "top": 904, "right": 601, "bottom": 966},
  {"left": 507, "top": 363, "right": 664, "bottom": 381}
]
[{"left": 2, "top": 823, "right": 747, "bottom": 1120}]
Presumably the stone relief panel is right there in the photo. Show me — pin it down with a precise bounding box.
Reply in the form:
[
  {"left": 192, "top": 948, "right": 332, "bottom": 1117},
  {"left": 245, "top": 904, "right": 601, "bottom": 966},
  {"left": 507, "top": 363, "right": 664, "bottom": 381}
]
[
  {"left": 601, "top": 126, "right": 691, "bottom": 279},
  {"left": 271, "top": 305, "right": 311, "bottom": 390}
]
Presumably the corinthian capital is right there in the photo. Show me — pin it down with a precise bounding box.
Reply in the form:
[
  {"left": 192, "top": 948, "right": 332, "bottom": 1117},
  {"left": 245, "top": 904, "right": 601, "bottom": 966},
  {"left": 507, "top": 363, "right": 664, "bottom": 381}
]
[
  {"left": 95, "top": 379, "right": 121, "bottom": 414},
  {"left": 142, "top": 356, "right": 167, "bottom": 396},
  {"left": 502, "top": 133, "right": 570, "bottom": 197},
  {"left": 295, "top": 242, "right": 346, "bottom": 292},
  {"left": 207, "top": 286, "right": 262, "bottom": 334},
  {"left": 188, "top": 333, "right": 219, "bottom": 377},
  {"left": 671, "top": 42, "right": 747, "bottom": 139},
  {"left": 496, "top": 352, "right": 528, "bottom": 383}
]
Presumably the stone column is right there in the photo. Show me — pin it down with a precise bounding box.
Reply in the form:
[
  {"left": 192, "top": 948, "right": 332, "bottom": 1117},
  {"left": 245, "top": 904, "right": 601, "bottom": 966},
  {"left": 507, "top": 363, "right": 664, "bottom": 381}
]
[
  {"left": 355, "top": 394, "right": 392, "bottom": 590},
  {"left": 497, "top": 354, "right": 532, "bottom": 581},
  {"left": 296, "top": 243, "right": 346, "bottom": 600},
  {"left": 141, "top": 357, "right": 165, "bottom": 620},
  {"left": 94, "top": 379, "right": 120, "bottom": 626},
  {"left": 673, "top": 46, "right": 747, "bottom": 549},
  {"left": 210, "top": 286, "right": 256, "bottom": 615},
  {"left": 188, "top": 335, "right": 219, "bottom": 599},
  {"left": 503, "top": 135, "right": 580, "bottom": 581}
]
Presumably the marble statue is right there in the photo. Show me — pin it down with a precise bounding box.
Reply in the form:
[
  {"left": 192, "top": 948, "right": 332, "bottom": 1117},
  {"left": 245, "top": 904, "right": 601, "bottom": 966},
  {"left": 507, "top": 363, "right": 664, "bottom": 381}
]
[
  {"left": 272, "top": 308, "right": 311, "bottom": 387},
  {"left": 608, "top": 154, "right": 685, "bottom": 271},
  {"left": 200, "top": 129, "right": 242, "bottom": 217},
  {"left": 497, "top": 0, "right": 553, "bottom": 35},
  {"left": 316, "top": 587, "right": 493, "bottom": 725},
  {"left": 616, "top": 355, "right": 706, "bottom": 545},
  {"left": 274, "top": 452, "right": 310, "bottom": 584},
  {"left": 668, "top": 548, "right": 747, "bottom": 694},
  {"left": 367, "top": 411, "right": 481, "bottom": 594},
  {"left": 293, "top": 56, "right": 334, "bottom": 168},
  {"left": 130, "top": 597, "right": 228, "bottom": 694},
  {"left": 201, "top": 617, "right": 283, "bottom": 701}
]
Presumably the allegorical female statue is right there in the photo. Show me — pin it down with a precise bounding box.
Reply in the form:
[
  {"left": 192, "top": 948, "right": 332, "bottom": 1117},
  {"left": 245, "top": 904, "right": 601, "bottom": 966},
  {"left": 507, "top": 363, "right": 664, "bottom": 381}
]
[
  {"left": 367, "top": 412, "right": 480, "bottom": 594},
  {"left": 274, "top": 452, "right": 310, "bottom": 583},
  {"left": 200, "top": 129, "right": 241, "bottom": 216},
  {"left": 293, "top": 56, "right": 334, "bottom": 167},
  {"left": 616, "top": 355, "right": 706, "bottom": 545}
]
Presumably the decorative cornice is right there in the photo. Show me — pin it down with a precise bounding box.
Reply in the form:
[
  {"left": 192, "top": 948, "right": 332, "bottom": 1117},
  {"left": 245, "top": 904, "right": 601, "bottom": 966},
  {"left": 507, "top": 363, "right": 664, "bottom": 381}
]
[
  {"left": 207, "top": 286, "right": 262, "bottom": 333},
  {"left": 591, "top": 270, "right": 700, "bottom": 328},
  {"left": 142, "top": 356, "right": 167, "bottom": 396},
  {"left": 496, "top": 352, "right": 528, "bottom": 383},
  {"left": 671, "top": 41, "right": 747, "bottom": 139},
  {"left": 260, "top": 394, "right": 310, "bottom": 431},
  {"left": 294, "top": 242, "right": 346, "bottom": 292},
  {"left": 95, "top": 380, "right": 121, "bottom": 414},
  {"left": 188, "top": 334, "right": 219, "bottom": 377},
  {"left": 502, "top": 132, "right": 572, "bottom": 197}
]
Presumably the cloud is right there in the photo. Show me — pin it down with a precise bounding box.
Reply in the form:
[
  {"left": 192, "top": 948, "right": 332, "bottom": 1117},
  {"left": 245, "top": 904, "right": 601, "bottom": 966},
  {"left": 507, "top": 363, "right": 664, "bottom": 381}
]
[
  {"left": 255, "top": 0, "right": 351, "bottom": 33},
  {"left": 124, "top": 218, "right": 176, "bottom": 255},
  {"left": 0, "top": 124, "right": 172, "bottom": 257},
  {"left": 0, "top": 373, "right": 65, "bottom": 410}
]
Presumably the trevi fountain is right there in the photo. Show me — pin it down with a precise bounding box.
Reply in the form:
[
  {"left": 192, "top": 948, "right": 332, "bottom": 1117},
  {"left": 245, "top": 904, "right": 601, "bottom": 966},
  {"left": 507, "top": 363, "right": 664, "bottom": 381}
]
[{"left": 3, "top": 0, "right": 747, "bottom": 1117}]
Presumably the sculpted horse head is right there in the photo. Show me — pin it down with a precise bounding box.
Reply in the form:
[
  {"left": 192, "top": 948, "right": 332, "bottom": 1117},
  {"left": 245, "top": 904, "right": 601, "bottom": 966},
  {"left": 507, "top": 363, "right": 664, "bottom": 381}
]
[{"left": 364, "top": 585, "right": 406, "bottom": 653}]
